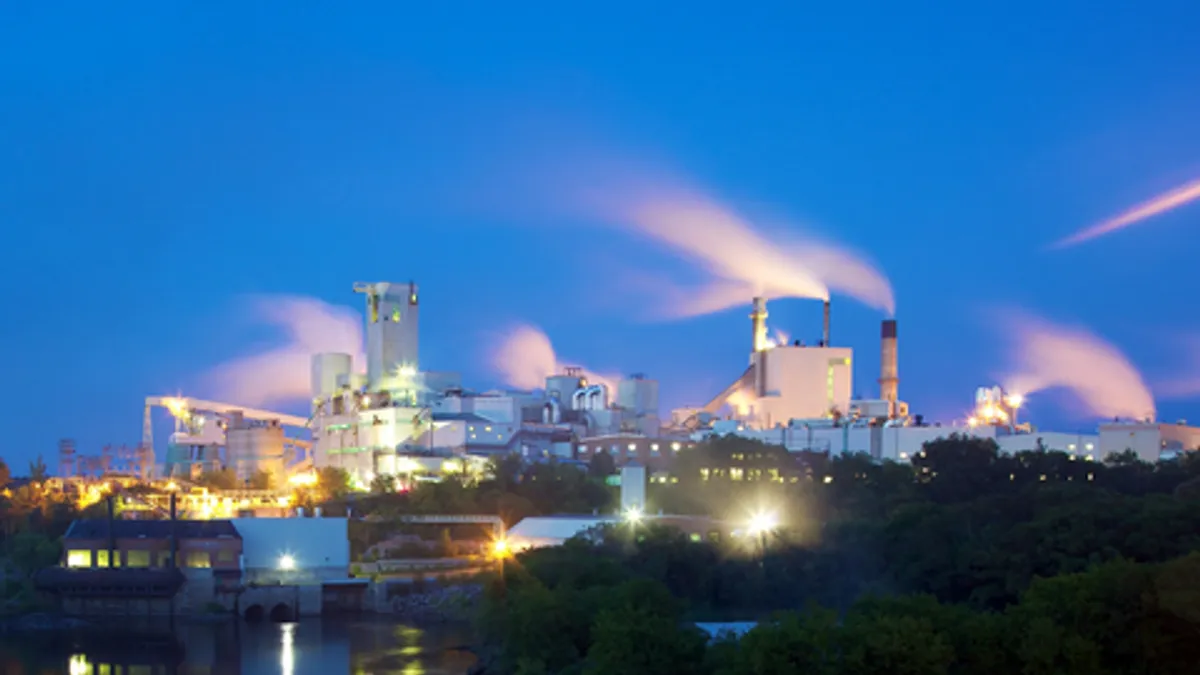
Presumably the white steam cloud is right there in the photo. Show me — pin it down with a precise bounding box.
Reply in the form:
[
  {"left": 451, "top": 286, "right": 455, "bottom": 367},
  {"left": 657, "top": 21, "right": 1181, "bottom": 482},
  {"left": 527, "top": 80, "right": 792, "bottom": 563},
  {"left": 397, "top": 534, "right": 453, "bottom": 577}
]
[
  {"left": 602, "top": 189, "right": 895, "bottom": 319},
  {"left": 206, "top": 296, "right": 364, "bottom": 407},
  {"left": 491, "top": 323, "right": 618, "bottom": 394},
  {"left": 1000, "top": 311, "right": 1155, "bottom": 420},
  {"left": 1050, "top": 176, "right": 1200, "bottom": 249}
]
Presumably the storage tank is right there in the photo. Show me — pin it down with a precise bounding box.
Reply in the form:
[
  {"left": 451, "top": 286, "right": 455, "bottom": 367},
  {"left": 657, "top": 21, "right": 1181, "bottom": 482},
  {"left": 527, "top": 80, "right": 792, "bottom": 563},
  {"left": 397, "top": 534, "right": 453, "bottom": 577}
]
[
  {"left": 226, "top": 418, "right": 286, "bottom": 484},
  {"left": 545, "top": 374, "right": 583, "bottom": 402},
  {"left": 617, "top": 375, "right": 660, "bottom": 416},
  {"left": 312, "top": 353, "right": 353, "bottom": 399}
]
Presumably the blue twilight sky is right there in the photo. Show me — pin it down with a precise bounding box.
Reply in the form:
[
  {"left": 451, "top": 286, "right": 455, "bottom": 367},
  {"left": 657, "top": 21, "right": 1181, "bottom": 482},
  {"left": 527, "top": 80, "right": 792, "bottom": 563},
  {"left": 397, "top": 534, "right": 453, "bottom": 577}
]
[{"left": 3, "top": 1, "right": 1200, "bottom": 469}]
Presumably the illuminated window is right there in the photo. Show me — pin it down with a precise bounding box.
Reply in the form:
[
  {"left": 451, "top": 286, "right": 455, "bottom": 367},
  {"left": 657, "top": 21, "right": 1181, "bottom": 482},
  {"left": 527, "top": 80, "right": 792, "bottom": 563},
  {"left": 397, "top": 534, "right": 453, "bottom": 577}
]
[
  {"left": 217, "top": 550, "right": 236, "bottom": 563},
  {"left": 96, "top": 550, "right": 117, "bottom": 568},
  {"left": 485, "top": 426, "right": 492, "bottom": 432},
  {"left": 1085, "top": 443, "right": 1094, "bottom": 451},
  {"left": 158, "top": 551, "right": 173, "bottom": 567},
  {"left": 66, "top": 550, "right": 91, "bottom": 568},
  {"left": 392, "top": 308, "right": 400, "bottom": 322},
  {"left": 731, "top": 468, "right": 744, "bottom": 481},
  {"left": 186, "top": 551, "right": 211, "bottom": 569},
  {"left": 650, "top": 444, "right": 660, "bottom": 454},
  {"left": 126, "top": 550, "right": 151, "bottom": 568},
  {"left": 627, "top": 443, "right": 637, "bottom": 451},
  {"left": 671, "top": 442, "right": 681, "bottom": 452}
]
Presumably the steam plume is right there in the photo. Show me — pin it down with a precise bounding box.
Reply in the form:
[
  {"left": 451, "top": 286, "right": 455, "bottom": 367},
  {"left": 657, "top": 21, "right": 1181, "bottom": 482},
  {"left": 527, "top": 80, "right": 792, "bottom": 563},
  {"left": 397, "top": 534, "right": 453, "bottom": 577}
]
[
  {"left": 609, "top": 191, "right": 895, "bottom": 317},
  {"left": 1000, "top": 311, "right": 1155, "bottom": 420},
  {"left": 491, "top": 323, "right": 618, "bottom": 393},
  {"left": 1051, "top": 176, "right": 1200, "bottom": 249},
  {"left": 206, "top": 296, "right": 364, "bottom": 406}
]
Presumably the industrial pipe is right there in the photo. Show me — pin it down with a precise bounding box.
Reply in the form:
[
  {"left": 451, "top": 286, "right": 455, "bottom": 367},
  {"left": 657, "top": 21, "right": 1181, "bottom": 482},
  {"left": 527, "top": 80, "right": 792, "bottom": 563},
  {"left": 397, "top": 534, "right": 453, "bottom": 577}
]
[
  {"left": 822, "top": 300, "right": 831, "bottom": 347},
  {"left": 880, "top": 319, "right": 899, "bottom": 405}
]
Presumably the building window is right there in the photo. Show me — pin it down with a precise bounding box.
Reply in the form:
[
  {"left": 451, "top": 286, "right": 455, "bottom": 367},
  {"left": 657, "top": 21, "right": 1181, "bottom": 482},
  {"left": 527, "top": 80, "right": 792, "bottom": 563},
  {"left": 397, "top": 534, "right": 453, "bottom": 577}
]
[
  {"left": 158, "top": 551, "right": 173, "bottom": 567},
  {"left": 186, "top": 551, "right": 211, "bottom": 569},
  {"left": 650, "top": 443, "right": 659, "bottom": 453},
  {"left": 66, "top": 550, "right": 91, "bottom": 568},
  {"left": 96, "top": 550, "right": 119, "bottom": 568},
  {"left": 671, "top": 442, "right": 681, "bottom": 452},
  {"left": 125, "top": 550, "right": 151, "bottom": 568},
  {"left": 217, "top": 550, "right": 236, "bottom": 564}
]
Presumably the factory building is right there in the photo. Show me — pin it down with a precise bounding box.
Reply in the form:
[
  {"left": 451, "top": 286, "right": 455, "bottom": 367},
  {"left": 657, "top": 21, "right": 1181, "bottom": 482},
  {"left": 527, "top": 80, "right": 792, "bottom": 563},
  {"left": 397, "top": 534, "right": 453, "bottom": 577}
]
[
  {"left": 678, "top": 297, "right": 906, "bottom": 432},
  {"left": 715, "top": 423, "right": 1101, "bottom": 462},
  {"left": 1098, "top": 421, "right": 1200, "bottom": 463}
]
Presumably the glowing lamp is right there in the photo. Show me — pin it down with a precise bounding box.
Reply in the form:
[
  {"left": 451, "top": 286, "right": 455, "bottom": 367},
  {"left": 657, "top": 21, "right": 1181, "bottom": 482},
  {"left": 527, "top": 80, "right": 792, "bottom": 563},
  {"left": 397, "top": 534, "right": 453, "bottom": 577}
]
[
  {"left": 278, "top": 554, "right": 296, "bottom": 571},
  {"left": 748, "top": 512, "right": 778, "bottom": 536}
]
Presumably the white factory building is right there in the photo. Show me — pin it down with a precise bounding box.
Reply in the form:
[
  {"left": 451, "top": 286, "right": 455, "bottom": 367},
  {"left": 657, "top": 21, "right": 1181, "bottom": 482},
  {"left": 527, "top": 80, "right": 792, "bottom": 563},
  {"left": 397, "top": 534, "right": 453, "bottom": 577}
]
[{"left": 307, "top": 280, "right": 670, "bottom": 485}]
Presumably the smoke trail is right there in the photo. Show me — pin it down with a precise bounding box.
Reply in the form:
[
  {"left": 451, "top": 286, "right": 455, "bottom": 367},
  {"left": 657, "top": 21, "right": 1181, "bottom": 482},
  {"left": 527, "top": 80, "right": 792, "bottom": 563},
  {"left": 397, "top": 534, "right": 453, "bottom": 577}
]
[
  {"left": 1050, "top": 176, "right": 1200, "bottom": 249},
  {"left": 491, "top": 323, "right": 619, "bottom": 393},
  {"left": 616, "top": 191, "right": 896, "bottom": 317},
  {"left": 1000, "top": 311, "right": 1155, "bottom": 420},
  {"left": 206, "top": 296, "right": 365, "bottom": 407}
]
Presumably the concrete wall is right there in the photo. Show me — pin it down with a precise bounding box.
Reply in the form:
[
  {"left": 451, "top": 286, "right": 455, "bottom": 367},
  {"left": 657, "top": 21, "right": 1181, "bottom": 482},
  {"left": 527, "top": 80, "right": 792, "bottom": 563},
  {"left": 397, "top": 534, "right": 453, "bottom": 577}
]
[{"left": 232, "top": 517, "right": 349, "bottom": 582}]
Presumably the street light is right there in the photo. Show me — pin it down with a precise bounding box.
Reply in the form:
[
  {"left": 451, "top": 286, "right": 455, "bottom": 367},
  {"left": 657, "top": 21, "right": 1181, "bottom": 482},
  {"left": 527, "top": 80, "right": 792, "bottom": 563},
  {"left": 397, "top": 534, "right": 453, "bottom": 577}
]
[
  {"left": 747, "top": 511, "right": 778, "bottom": 563},
  {"left": 624, "top": 506, "right": 643, "bottom": 525},
  {"left": 278, "top": 554, "right": 296, "bottom": 571}
]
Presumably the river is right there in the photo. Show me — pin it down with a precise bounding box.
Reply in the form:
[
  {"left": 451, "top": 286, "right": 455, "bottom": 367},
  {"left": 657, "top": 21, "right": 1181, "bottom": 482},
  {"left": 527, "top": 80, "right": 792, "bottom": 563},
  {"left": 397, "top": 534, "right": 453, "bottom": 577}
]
[{"left": 0, "top": 617, "right": 478, "bottom": 674}]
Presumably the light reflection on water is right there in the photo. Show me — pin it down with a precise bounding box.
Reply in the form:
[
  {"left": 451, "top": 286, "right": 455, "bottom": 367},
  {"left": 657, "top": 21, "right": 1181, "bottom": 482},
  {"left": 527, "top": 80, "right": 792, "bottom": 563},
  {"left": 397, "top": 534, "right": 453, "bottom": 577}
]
[{"left": 0, "top": 617, "right": 477, "bottom": 675}]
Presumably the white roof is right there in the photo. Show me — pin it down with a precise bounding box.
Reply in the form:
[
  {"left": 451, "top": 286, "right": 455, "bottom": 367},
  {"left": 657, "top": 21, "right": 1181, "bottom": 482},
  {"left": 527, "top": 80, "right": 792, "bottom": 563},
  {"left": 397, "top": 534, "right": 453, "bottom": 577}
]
[{"left": 507, "top": 516, "right": 618, "bottom": 543}]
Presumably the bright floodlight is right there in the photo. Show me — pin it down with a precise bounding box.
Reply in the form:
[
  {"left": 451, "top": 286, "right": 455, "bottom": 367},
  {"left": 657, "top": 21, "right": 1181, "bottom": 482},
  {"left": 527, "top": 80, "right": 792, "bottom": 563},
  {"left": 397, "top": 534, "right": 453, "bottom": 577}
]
[
  {"left": 624, "top": 506, "right": 643, "bottom": 524},
  {"left": 748, "top": 512, "right": 778, "bottom": 536},
  {"left": 1006, "top": 393, "right": 1024, "bottom": 409},
  {"left": 278, "top": 554, "right": 296, "bottom": 571},
  {"left": 493, "top": 538, "right": 510, "bottom": 557}
]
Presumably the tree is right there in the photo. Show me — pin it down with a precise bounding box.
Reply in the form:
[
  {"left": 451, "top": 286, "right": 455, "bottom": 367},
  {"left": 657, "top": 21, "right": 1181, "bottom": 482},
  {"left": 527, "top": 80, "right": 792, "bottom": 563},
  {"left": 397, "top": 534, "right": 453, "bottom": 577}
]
[
  {"left": 370, "top": 473, "right": 397, "bottom": 494},
  {"left": 588, "top": 450, "right": 617, "bottom": 479},
  {"left": 316, "top": 467, "right": 353, "bottom": 501},
  {"left": 248, "top": 469, "right": 274, "bottom": 490},
  {"left": 196, "top": 468, "right": 239, "bottom": 490},
  {"left": 28, "top": 454, "right": 48, "bottom": 483},
  {"left": 583, "top": 579, "right": 709, "bottom": 675}
]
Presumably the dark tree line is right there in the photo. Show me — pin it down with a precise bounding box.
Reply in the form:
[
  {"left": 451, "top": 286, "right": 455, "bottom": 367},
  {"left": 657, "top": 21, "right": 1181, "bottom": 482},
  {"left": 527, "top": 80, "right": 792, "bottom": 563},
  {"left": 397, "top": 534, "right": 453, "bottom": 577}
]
[{"left": 469, "top": 435, "right": 1200, "bottom": 674}]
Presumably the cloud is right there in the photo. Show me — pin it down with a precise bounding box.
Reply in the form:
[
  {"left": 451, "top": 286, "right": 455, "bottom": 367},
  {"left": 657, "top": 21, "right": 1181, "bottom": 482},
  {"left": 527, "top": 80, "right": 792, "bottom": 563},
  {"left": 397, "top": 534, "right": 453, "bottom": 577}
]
[
  {"left": 999, "top": 311, "right": 1155, "bottom": 420},
  {"left": 490, "top": 323, "right": 619, "bottom": 394},
  {"left": 599, "top": 188, "right": 895, "bottom": 319},
  {"left": 1050, "top": 176, "right": 1200, "bottom": 249},
  {"left": 205, "top": 296, "right": 364, "bottom": 407}
]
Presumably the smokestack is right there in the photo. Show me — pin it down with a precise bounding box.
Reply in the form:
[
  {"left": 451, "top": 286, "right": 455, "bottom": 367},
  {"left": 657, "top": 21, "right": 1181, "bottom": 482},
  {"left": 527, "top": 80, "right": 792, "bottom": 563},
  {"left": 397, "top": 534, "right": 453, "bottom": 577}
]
[
  {"left": 880, "top": 319, "right": 898, "bottom": 405},
  {"left": 750, "top": 297, "right": 769, "bottom": 354},
  {"left": 822, "top": 300, "right": 831, "bottom": 347}
]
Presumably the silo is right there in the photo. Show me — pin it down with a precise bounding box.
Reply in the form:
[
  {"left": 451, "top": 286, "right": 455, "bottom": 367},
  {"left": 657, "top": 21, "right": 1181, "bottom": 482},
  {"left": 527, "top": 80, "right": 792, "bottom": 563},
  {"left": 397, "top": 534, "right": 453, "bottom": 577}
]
[
  {"left": 311, "top": 353, "right": 353, "bottom": 399},
  {"left": 620, "top": 462, "right": 647, "bottom": 514},
  {"left": 226, "top": 416, "right": 286, "bottom": 484},
  {"left": 545, "top": 374, "right": 583, "bottom": 402},
  {"left": 617, "top": 375, "right": 660, "bottom": 416}
]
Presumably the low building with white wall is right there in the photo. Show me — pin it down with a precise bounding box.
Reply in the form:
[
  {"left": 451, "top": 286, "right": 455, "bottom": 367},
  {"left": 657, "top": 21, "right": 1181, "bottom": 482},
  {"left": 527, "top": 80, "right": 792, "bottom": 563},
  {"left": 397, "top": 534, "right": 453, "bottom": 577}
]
[
  {"left": 1099, "top": 422, "right": 1200, "bottom": 463},
  {"left": 715, "top": 423, "right": 1101, "bottom": 462}
]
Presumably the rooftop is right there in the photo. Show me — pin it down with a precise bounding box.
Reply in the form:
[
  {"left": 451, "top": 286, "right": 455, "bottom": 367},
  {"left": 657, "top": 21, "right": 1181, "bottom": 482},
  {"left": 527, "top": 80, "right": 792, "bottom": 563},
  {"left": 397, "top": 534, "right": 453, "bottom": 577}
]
[{"left": 65, "top": 519, "right": 241, "bottom": 540}]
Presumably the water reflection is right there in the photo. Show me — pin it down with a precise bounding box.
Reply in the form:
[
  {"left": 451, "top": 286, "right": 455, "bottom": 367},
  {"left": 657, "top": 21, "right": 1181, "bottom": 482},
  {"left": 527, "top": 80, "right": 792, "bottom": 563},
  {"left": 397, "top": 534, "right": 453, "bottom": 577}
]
[{"left": 0, "top": 617, "right": 476, "bottom": 675}]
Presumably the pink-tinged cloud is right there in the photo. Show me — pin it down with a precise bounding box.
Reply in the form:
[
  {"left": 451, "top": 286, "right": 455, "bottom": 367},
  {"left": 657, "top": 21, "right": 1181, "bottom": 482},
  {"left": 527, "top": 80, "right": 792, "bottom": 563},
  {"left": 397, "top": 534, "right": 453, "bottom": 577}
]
[
  {"left": 490, "top": 323, "right": 619, "bottom": 394},
  {"left": 1051, "top": 176, "right": 1200, "bottom": 249},
  {"left": 614, "top": 191, "right": 895, "bottom": 318},
  {"left": 1000, "top": 311, "right": 1155, "bottom": 420},
  {"left": 206, "top": 296, "right": 364, "bottom": 407}
]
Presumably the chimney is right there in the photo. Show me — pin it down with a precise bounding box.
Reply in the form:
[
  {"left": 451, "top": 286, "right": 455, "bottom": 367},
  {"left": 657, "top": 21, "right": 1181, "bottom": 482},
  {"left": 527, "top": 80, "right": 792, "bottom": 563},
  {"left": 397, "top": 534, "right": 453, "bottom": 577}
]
[
  {"left": 750, "top": 297, "right": 769, "bottom": 354},
  {"left": 822, "top": 300, "right": 831, "bottom": 347},
  {"left": 879, "top": 319, "right": 899, "bottom": 405}
]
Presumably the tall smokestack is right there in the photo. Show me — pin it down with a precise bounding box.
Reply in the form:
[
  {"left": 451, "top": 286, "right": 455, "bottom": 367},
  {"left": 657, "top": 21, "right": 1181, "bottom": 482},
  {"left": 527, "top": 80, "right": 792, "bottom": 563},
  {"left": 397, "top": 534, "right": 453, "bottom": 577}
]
[
  {"left": 880, "top": 319, "right": 898, "bottom": 404},
  {"left": 750, "top": 297, "right": 769, "bottom": 354},
  {"left": 822, "top": 300, "right": 831, "bottom": 347}
]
